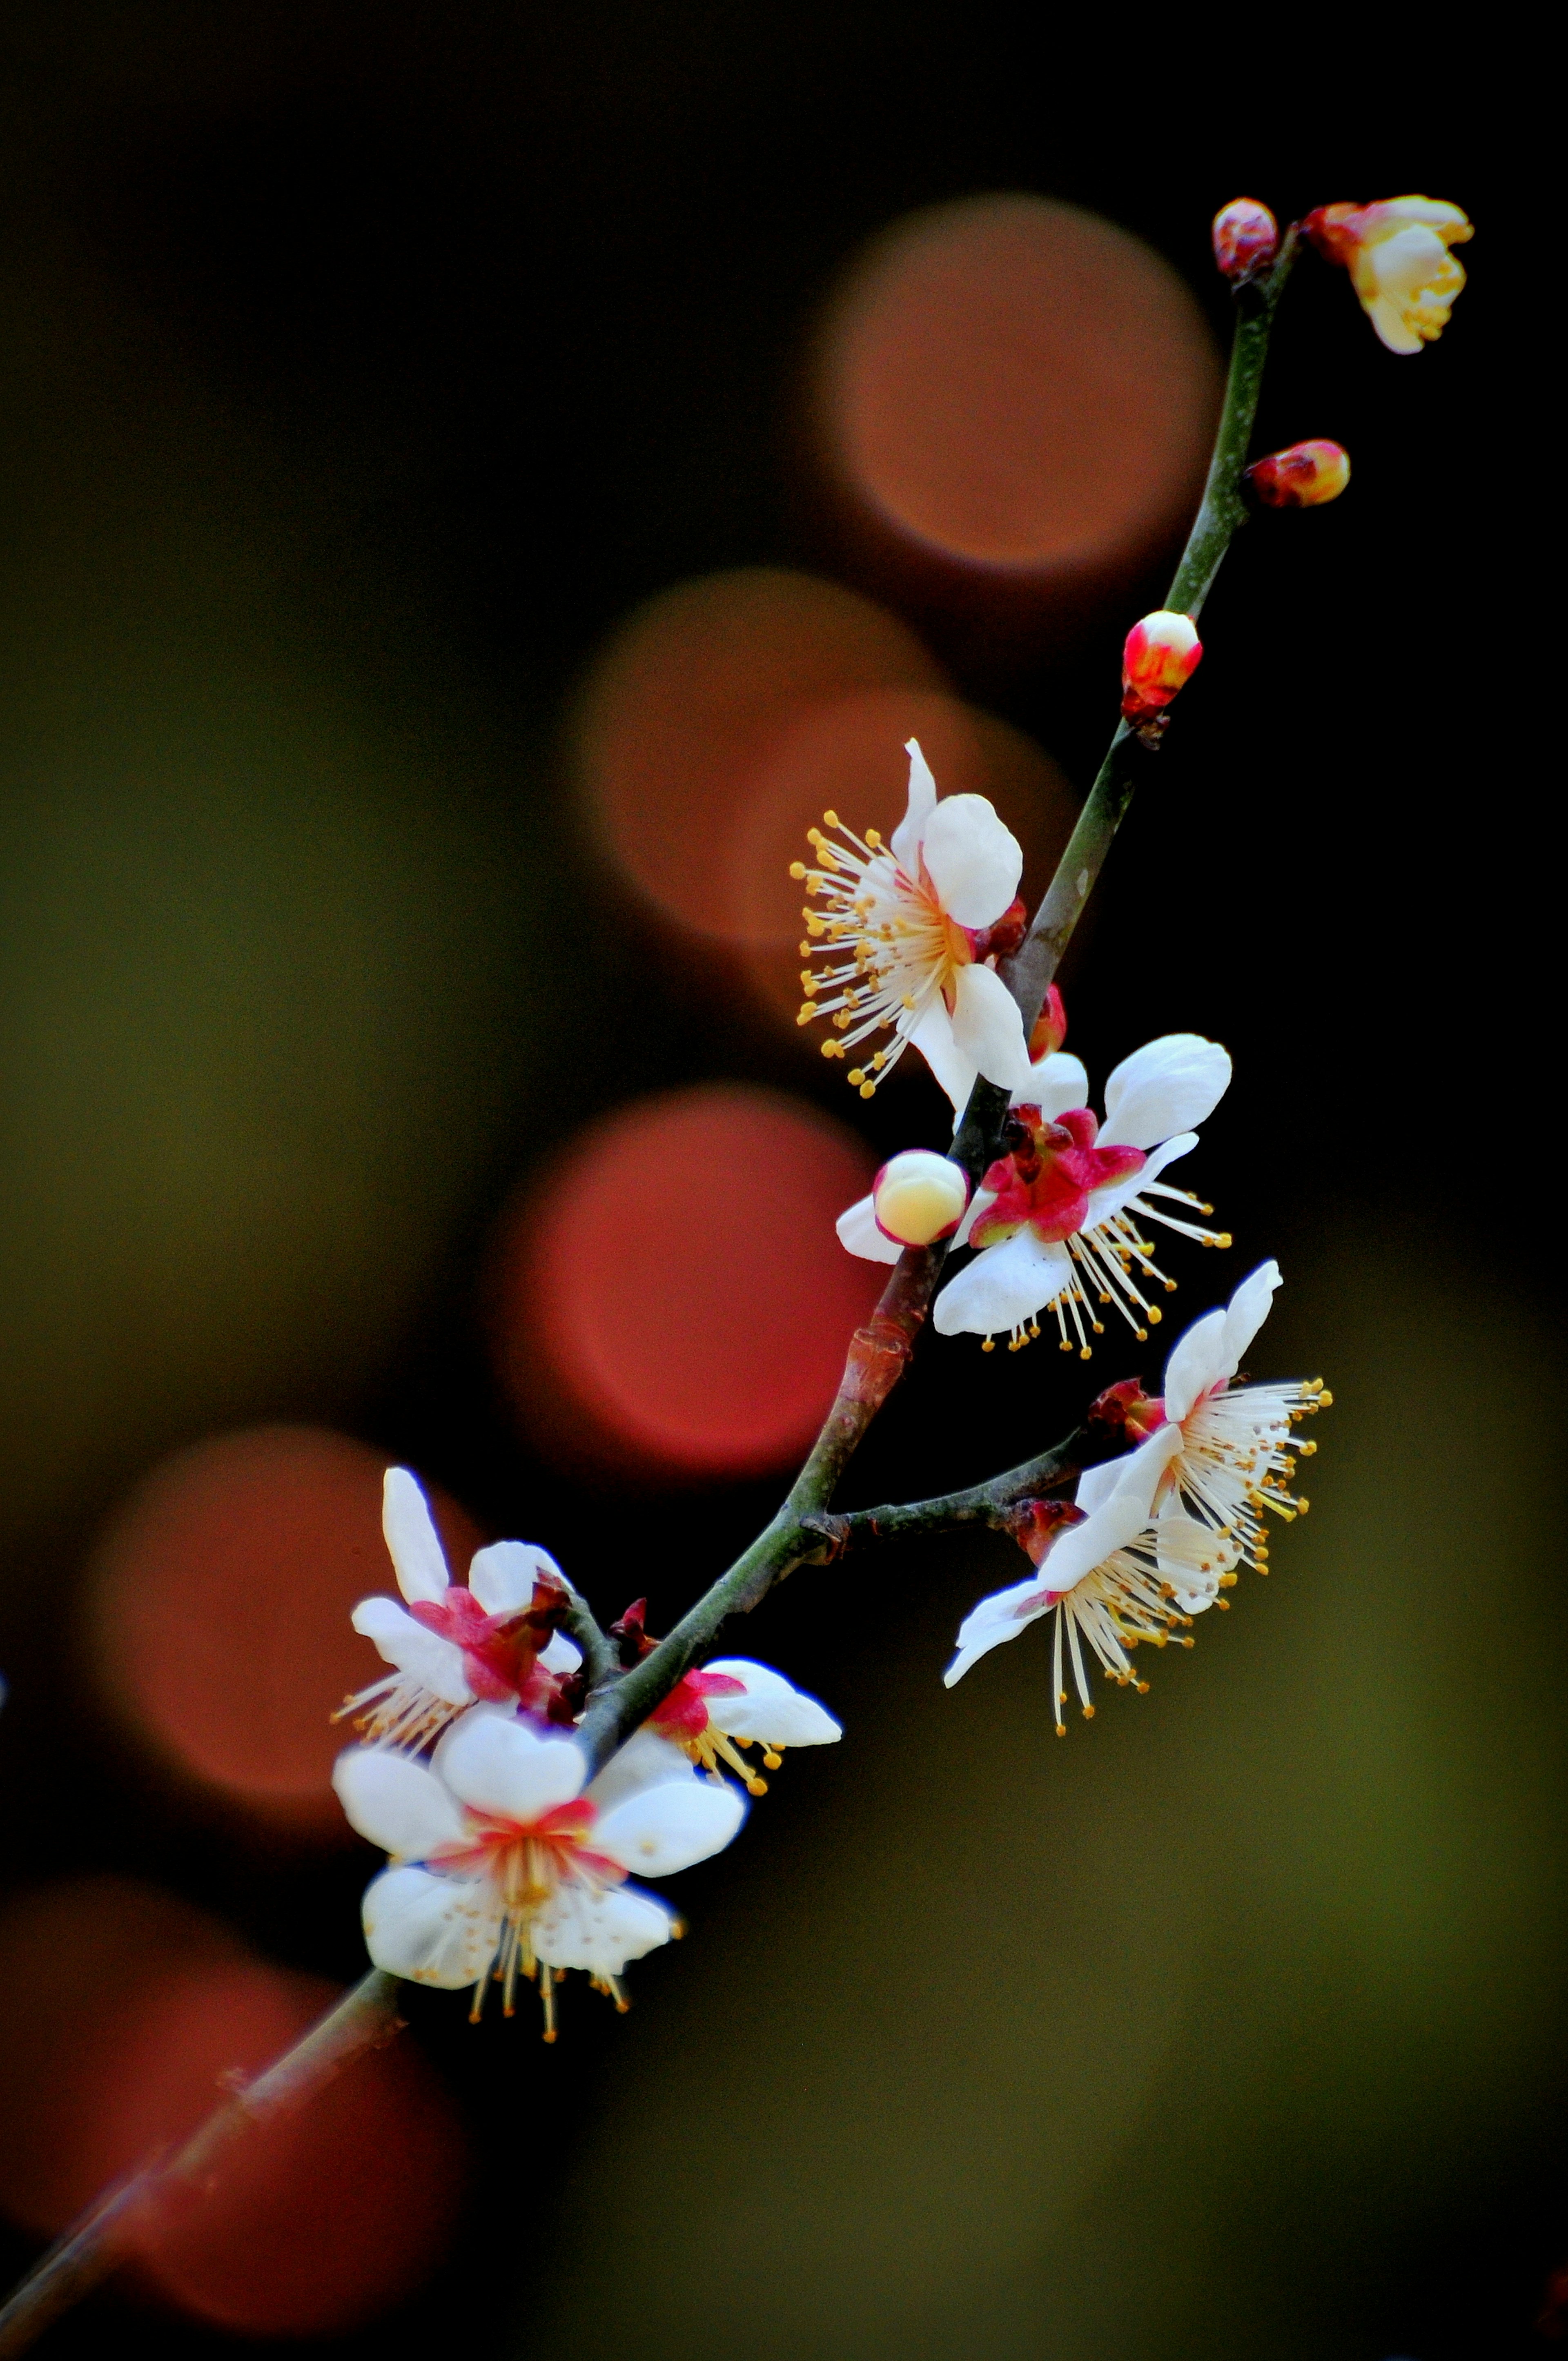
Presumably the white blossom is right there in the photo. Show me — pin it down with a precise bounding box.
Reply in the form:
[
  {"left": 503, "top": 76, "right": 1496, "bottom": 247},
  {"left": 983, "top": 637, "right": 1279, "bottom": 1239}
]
[
  {"left": 341, "top": 1468, "right": 579, "bottom": 1751},
  {"left": 793, "top": 739, "right": 1032, "bottom": 1101},
  {"left": 334, "top": 1709, "right": 744, "bottom": 2034}
]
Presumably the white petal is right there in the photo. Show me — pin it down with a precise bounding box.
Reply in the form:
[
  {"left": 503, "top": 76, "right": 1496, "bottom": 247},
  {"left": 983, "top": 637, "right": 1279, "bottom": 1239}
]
[
  {"left": 1098, "top": 1035, "right": 1231, "bottom": 1149},
  {"left": 586, "top": 1728, "right": 701, "bottom": 1812},
  {"left": 1074, "top": 1457, "right": 1134, "bottom": 1516},
  {"left": 538, "top": 1631, "right": 583, "bottom": 1676},
  {"left": 437, "top": 1709, "right": 587, "bottom": 1824},
  {"left": 1083, "top": 1130, "right": 1196, "bottom": 1230},
  {"left": 950, "top": 964, "right": 1032, "bottom": 1092},
  {"left": 1013, "top": 1050, "right": 1089, "bottom": 1119},
  {"left": 1041, "top": 1429, "right": 1180, "bottom": 1594},
  {"left": 1161, "top": 1308, "right": 1231, "bottom": 1426},
  {"left": 701, "top": 1660, "right": 842, "bottom": 1746},
  {"left": 837, "top": 1192, "right": 903, "bottom": 1265},
  {"left": 333, "top": 1746, "right": 467, "bottom": 1859},
  {"left": 382, "top": 1467, "right": 451, "bottom": 1605},
  {"left": 921, "top": 795, "right": 1022, "bottom": 928},
  {"left": 1367, "top": 222, "right": 1451, "bottom": 299},
  {"left": 595, "top": 1778, "right": 746, "bottom": 1875},
  {"left": 468, "top": 1538, "right": 564, "bottom": 1616},
  {"left": 533, "top": 1884, "right": 674, "bottom": 1976},
  {"left": 944, "top": 1571, "right": 1055, "bottom": 1686},
  {"left": 350, "top": 1597, "right": 474, "bottom": 1706},
  {"left": 1219, "top": 1260, "right": 1281, "bottom": 1375},
  {"left": 361, "top": 1864, "right": 500, "bottom": 1988},
  {"left": 932, "top": 1227, "right": 1071, "bottom": 1337},
  {"left": 907, "top": 995, "right": 978, "bottom": 1111},
  {"left": 889, "top": 737, "right": 939, "bottom": 872},
  {"left": 1365, "top": 292, "right": 1424, "bottom": 353}
]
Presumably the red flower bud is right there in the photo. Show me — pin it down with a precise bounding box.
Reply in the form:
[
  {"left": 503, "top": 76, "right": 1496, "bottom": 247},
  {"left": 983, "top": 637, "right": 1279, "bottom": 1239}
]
[
  {"left": 1212, "top": 197, "right": 1278, "bottom": 283},
  {"left": 1027, "top": 983, "right": 1067, "bottom": 1063},
  {"left": 1121, "top": 610, "right": 1202, "bottom": 723},
  {"left": 1000, "top": 1497, "right": 1083, "bottom": 1568},
  {"left": 1245, "top": 439, "right": 1351, "bottom": 509}
]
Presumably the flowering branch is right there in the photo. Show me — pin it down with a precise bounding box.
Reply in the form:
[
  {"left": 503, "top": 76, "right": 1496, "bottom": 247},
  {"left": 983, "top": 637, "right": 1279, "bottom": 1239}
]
[{"left": 0, "top": 180, "right": 1464, "bottom": 2350}]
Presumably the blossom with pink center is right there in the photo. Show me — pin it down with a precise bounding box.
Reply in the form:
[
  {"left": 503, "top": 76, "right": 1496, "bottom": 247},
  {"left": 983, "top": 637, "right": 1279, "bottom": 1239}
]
[
  {"left": 648, "top": 1659, "right": 841, "bottom": 1794},
  {"left": 1146, "top": 1261, "right": 1332, "bottom": 1577},
  {"left": 943, "top": 1428, "right": 1238, "bottom": 1729},
  {"left": 1305, "top": 196, "right": 1472, "bottom": 353},
  {"left": 928, "top": 1033, "right": 1233, "bottom": 1352},
  {"left": 341, "top": 1468, "right": 581, "bottom": 1751},
  {"left": 792, "top": 738, "right": 1034, "bottom": 1102},
  {"left": 610, "top": 1602, "right": 840, "bottom": 1794},
  {"left": 334, "top": 1709, "right": 744, "bottom": 2034}
]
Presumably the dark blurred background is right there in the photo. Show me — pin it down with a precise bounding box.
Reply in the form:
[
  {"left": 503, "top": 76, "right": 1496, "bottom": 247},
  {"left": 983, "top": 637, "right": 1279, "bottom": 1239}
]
[{"left": 0, "top": 10, "right": 1543, "bottom": 2359}]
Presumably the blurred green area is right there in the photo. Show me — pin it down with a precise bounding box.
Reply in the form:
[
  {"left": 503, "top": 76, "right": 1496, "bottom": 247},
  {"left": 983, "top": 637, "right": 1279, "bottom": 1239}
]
[
  {"left": 0, "top": 256, "right": 546, "bottom": 1544},
  {"left": 517, "top": 1249, "right": 1568, "bottom": 2360}
]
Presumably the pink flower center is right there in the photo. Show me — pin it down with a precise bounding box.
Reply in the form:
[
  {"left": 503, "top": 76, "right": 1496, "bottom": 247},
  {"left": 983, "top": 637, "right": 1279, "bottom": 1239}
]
[
  {"left": 649, "top": 1668, "right": 747, "bottom": 1742},
  {"left": 428, "top": 1796, "right": 623, "bottom": 1900},
  {"left": 971, "top": 1107, "right": 1145, "bottom": 1248},
  {"left": 410, "top": 1586, "right": 548, "bottom": 1703}
]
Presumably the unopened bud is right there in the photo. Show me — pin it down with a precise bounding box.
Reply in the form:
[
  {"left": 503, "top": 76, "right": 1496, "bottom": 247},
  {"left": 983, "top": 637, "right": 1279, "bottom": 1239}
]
[
  {"left": 1121, "top": 610, "right": 1202, "bottom": 723},
  {"left": 1212, "top": 197, "right": 1278, "bottom": 283},
  {"left": 872, "top": 1149, "right": 971, "bottom": 1247},
  {"left": 1085, "top": 1376, "right": 1165, "bottom": 1442},
  {"left": 1027, "top": 983, "right": 1067, "bottom": 1063},
  {"left": 1245, "top": 439, "right": 1350, "bottom": 509}
]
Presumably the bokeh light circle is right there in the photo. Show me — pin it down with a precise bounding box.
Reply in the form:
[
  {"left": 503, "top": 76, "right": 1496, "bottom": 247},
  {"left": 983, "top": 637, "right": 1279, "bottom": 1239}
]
[
  {"left": 817, "top": 194, "right": 1221, "bottom": 577},
  {"left": 0, "top": 1876, "right": 465, "bottom": 2334},
  {"left": 577, "top": 566, "right": 943, "bottom": 941},
  {"left": 89, "top": 1425, "right": 481, "bottom": 1829},
  {"left": 495, "top": 1085, "right": 883, "bottom": 1480}
]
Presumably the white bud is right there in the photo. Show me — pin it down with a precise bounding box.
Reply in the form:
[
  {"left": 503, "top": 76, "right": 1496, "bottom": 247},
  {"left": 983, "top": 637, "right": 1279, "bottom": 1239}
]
[{"left": 872, "top": 1149, "right": 971, "bottom": 1247}]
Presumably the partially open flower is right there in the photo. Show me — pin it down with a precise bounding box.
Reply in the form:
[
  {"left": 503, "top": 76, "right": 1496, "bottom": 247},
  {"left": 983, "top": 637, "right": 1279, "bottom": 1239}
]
[
  {"left": 1245, "top": 440, "right": 1350, "bottom": 508},
  {"left": 872, "top": 1149, "right": 971, "bottom": 1247},
  {"left": 929, "top": 1032, "right": 1233, "bottom": 1353},
  {"left": 1305, "top": 197, "right": 1472, "bottom": 353},
  {"left": 335, "top": 1710, "right": 744, "bottom": 2034},
  {"left": 1212, "top": 197, "right": 1278, "bottom": 282},
  {"left": 793, "top": 739, "right": 1032, "bottom": 1102},
  {"left": 1121, "top": 611, "right": 1202, "bottom": 723},
  {"left": 943, "top": 1429, "right": 1236, "bottom": 1729},
  {"left": 610, "top": 1602, "right": 840, "bottom": 1795},
  {"left": 341, "top": 1469, "right": 579, "bottom": 1751}
]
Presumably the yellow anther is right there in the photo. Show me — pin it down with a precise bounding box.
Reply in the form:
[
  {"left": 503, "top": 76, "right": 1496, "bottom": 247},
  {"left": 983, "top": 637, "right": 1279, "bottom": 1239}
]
[
  {"left": 864, "top": 827, "right": 882, "bottom": 847},
  {"left": 800, "top": 971, "right": 816, "bottom": 989},
  {"left": 848, "top": 1069, "right": 864, "bottom": 1086},
  {"left": 820, "top": 1040, "right": 837, "bottom": 1057},
  {"left": 871, "top": 1051, "right": 885, "bottom": 1070},
  {"left": 1082, "top": 1704, "right": 1096, "bottom": 1720},
  {"left": 797, "top": 1007, "right": 814, "bottom": 1026},
  {"left": 1079, "top": 1345, "right": 1092, "bottom": 1360},
  {"left": 981, "top": 1338, "right": 995, "bottom": 1353},
  {"left": 789, "top": 861, "right": 806, "bottom": 880},
  {"left": 833, "top": 1011, "right": 850, "bottom": 1030},
  {"left": 859, "top": 1082, "right": 875, "bottom": 1099},
  {"left": 1147, "top": 1306, "right": 1162, "bottom": 1324},
  {"left": 822, "top": 808, "right": 839, "bottom": 828}
]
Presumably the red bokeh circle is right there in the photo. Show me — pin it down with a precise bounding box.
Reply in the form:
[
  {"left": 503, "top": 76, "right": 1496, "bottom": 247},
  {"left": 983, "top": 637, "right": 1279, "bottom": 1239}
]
[
  {"left": 89, "top": 1426, "right": 481, "bottom": 1829},
  {"left": 817, "top": 194, "right": 1221, "bottom": 577},
  {"left": 496, "top": 1085, "right": 884, "bottom": 1480},
  {"left": 0, "top": 1876, "right": 466, "bottom": 2335},
  {"left": 576, "top": 565, "right": 944, "bottom": 941}
]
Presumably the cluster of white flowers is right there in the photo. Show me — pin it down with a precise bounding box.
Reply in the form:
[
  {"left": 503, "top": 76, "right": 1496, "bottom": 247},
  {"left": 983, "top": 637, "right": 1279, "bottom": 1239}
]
[
  {"left": 334, "top": 1472, "right": 840, "bottom": 2035},
  {"left": 813, "top": 743, "right": 1329, "bottom": 1729}
]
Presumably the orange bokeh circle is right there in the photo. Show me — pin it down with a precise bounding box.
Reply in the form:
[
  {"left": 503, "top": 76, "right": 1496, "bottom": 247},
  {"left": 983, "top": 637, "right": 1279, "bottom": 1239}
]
[
  {"left": 0, "top": 1876, "right": 466, "bottom": 2335},
  {"left": 495, "top": 1084, "right": 883, "bottom": 1481},
  {"left": 576, "top": 565, "right": 944, "bottom": 942},
  {"left": 88, "top": 1426, "right": 481, "bottom": 1829},
  {"left": 817, "top": 194, "right": 1221, "bottom": 578}
]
